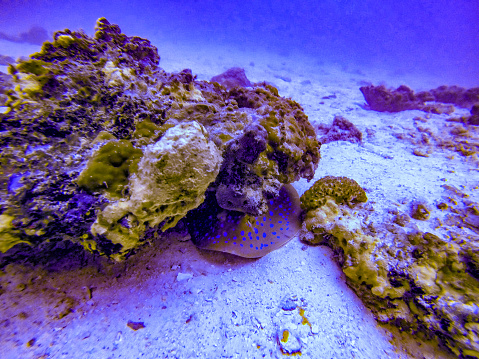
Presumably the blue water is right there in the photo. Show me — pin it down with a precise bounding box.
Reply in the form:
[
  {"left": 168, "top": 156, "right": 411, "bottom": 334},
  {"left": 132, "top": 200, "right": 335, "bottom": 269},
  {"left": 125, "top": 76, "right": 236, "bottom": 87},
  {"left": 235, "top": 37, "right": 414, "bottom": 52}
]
[{"left": 1, "top": 0, "right": 478, "bottom": 87}]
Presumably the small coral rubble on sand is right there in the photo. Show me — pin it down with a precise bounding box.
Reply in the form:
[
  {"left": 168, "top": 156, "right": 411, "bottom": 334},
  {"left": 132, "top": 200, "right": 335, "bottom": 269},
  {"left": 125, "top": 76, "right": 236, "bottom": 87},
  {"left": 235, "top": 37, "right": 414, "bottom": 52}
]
[
  {"left": 0, "top": 18, "right": 320, "bottom": 261},
  {"left": 300, "top": 176, "right": 479, "bottom": 358},
  {"left": 316, "top": 115, "right": 363, "bottom": 145}
]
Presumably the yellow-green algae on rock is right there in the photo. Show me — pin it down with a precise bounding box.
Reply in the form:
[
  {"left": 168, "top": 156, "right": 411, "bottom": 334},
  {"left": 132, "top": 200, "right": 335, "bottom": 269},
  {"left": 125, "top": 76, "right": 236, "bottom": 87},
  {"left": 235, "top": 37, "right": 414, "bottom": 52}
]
[
  {"left": 77, "top": 139, "right": 143, "bottom": 198},
  {"left": 0, "top": 214, "right": 29, "bottom": 253},
  {"left": 300, "top": 176, "right": 479, "bottom": 358}
]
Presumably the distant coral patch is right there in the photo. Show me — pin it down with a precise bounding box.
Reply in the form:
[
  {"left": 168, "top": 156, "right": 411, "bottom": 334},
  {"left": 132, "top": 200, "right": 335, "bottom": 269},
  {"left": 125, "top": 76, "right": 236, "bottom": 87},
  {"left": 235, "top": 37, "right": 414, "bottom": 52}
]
[{"left": 360, "top": 84, "right": 479, "bottom": 115}]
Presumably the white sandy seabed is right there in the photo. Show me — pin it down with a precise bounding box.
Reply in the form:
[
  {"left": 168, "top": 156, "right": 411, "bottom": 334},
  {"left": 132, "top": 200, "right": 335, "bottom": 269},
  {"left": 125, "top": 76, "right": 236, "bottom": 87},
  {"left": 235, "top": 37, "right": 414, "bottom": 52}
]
[{"left": 0, "top": 39, "right": 476, "bottom": 359}]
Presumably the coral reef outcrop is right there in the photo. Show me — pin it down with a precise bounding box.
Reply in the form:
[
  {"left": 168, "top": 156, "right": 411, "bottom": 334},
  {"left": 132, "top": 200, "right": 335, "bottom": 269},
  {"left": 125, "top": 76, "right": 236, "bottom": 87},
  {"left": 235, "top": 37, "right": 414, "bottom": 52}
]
[
  {"left": 0, "top": 18, "right": 319, "bottom": 261},
  {"left": 300, "top": 176, "right": 479, "bottom": 358},
  {"left": 360, "top": 84, "right": 479, "bottom": 115}
]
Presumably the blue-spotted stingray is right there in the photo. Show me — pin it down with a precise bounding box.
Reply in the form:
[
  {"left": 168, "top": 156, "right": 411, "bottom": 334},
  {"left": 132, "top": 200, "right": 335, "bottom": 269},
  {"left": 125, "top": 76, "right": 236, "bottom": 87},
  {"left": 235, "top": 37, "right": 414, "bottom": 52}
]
[{"left": 185, "top": 184, "right": 301, "bottom": 258}]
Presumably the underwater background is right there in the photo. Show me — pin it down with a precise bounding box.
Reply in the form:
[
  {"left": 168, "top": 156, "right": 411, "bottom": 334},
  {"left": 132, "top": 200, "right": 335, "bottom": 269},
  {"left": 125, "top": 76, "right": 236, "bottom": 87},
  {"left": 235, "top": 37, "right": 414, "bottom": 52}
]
[
  {"left": 1, "top": 0, "right": 478, "bottom": 87},
  {"left": 1, "top": 1, "right": 479, "bottom": 359}
]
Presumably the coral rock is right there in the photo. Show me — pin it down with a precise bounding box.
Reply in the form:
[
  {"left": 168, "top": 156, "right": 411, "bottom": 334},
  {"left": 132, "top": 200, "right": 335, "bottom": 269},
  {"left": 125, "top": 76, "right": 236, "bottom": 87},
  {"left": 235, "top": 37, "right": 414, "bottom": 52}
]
[
  {"left": 300, "top": 188, "right": 479, "bottom": 357},
  {"left": 469, "top": 104, "right": 479, "bottom": 125},
  {"left": 210, "top": 67, "right": 252, "bottom": 90},
  {"left": 430, "top": 85, "right": 479, "bottom": 109},
  {"left": 300, "top": 176, "right": 367, "bottom": 212},
  {"left": 0, "top": 18, "right": 319, "bottom": 261},
  {"left": 90, "top": 121, "right": 222, "bottom": 258},
  {"left": 360, "top": 84, "right": 459, "bottom": 114},
  {"left": 360, "top": 84, "right": 425, "bottom": 112},
  {"left": 317, "top": 115, "right": 363, "bottom": 144}
]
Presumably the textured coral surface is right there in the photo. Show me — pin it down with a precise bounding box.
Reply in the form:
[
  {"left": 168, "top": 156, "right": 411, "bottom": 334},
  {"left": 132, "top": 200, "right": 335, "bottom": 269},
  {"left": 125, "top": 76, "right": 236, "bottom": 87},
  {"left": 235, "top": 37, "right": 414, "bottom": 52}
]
[
  {"left": 0, "top": 18, "right": 320, "bottom": 261},
  {"left": 300, "top": 175, "right": 367, "bottom": 212}
]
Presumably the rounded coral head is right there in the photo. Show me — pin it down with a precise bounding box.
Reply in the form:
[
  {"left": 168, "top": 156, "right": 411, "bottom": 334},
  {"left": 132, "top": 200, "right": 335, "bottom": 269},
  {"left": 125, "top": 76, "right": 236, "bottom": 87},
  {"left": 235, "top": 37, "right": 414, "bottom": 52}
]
[{"left": 300, "top": 175, "right": 367, "bottom": 211}]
